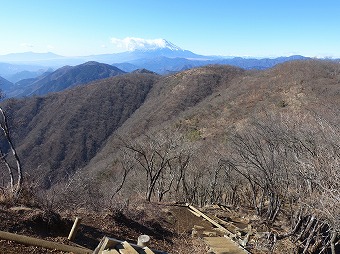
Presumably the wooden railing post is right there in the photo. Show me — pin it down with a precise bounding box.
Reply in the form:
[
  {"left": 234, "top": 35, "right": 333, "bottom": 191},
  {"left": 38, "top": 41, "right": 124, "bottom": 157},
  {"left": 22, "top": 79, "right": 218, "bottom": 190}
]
[
  {"left": 68, "top": 216, "right": 82, "bottom": 241},
  {"left": 137, "top": 234, "right": 150, "bottom": 247}
]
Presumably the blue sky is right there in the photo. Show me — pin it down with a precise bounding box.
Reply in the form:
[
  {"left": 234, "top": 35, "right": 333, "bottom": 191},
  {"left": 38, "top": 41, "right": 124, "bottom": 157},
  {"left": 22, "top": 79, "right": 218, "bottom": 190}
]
[{"left": 1, "top": 0, "right": 340, "bottom": 57}]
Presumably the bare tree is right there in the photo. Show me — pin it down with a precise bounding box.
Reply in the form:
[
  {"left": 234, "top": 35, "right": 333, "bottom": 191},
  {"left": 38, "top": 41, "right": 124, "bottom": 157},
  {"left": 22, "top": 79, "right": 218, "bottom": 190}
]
[
  {"left": 120, "top": 131, "right": 190, "bottom": 202},
  {"left": 0, "top": 107, "right": 23, "bottom": 197},
  {"left": 222, "top": 113, "right": 339, "bottom": 253},
  {"left": 223, "top": 122, "right": 293, "bottom": 222}
]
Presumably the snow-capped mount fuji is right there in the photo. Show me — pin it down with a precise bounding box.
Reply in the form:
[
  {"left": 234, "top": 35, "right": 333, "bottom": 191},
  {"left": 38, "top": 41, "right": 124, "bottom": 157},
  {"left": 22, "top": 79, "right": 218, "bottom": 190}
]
[
  {"left": 155, "top": 39, "right": 183, "bottom": 51},
  {"left": 122, "top": 38, "right": 183, "bottom": 52},
  {"left": 88, "top": 39, "right": 209, "bottom": 63}
]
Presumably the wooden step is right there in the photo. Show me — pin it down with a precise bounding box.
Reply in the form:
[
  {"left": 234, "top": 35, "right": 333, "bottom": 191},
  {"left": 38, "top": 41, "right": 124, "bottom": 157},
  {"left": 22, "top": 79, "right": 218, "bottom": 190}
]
[
  {"left": 142, "top": 246, "right": 155, "bottom": 254},
  {"left": 101, "top": 249, "right": 120, "bottom": 254},
  {"left": 117, "top": 241, "right": 139, "bottom": 254}
]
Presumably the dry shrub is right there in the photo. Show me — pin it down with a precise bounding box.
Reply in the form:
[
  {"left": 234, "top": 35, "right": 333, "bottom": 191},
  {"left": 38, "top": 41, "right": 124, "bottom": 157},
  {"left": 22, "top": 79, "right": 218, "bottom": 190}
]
[{"left": 0, "top": 182, "right": 40, "bottom": 208}]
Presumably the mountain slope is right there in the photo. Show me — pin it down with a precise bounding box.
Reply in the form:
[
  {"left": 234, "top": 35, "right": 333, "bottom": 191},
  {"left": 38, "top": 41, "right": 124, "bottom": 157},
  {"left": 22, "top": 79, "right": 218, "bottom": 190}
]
[
  {"left": 0, "top": 62, "right": 49, "bottom": 80},
  {"left": 84, "top": 60, "right": 340, "bottom": 176},
  {"left": 3, "top": 72, "right": 159, "bottom": 187},
  {"left": 4, "top": 71, "right": 52, "bottom": 98},
  {"left": 116, "top": 65, "right": 245, "bottom": 135},
  {"left": 6, "top": 69, "right": 52, "bottom": 83},
  {"left": 15, "top": 61, "right": 126, "bottom": 97},
  {"left": 84, "top": 65, "right": 246, "bottom": 170},
  {"left": 0, "top": 76, "right": 13, "bottom": 96}
]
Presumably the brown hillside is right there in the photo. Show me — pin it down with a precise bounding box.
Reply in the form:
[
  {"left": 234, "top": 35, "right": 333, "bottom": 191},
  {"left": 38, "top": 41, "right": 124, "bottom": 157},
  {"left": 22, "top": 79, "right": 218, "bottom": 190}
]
[
  {"left": 84, "top": 65, "right": 245, "bottom": 171},
  {"left": 2, "top": 73, "right": 159, "bottom": 187},
  {"left": 85, "top": 60, "right": 340, "bottom": 177},
  {"left": 118, "top": 65, "right": 244, "bottom": 135}
]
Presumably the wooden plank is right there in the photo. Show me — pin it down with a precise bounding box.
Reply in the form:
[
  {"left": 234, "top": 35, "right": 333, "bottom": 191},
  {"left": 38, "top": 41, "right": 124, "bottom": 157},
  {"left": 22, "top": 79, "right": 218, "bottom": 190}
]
[
  {"left": 118, "top": 241, "right": 139, "bottom": 254},
  {"left": 102, "top": 250, "right": 120, "bottom": 254},
  {"left": 187, "top": 205, "right": 232, "bottom": 234},
  {"left": 217, "top": 204, "right": 232, "bottom": 213},
  {"left": 187, "top": 208, "right": 201, "bottom": 217},
  {"left": 0, "top": 230, "right": 92, "bottom": 254},
  {"left": 93, "top": 237, "right": 106, "bottom": 254},
  {"left": 143, "top": 246, "right": 155, "bottom": 254},
  {"left": 94, "top": 237, "right": 167, "bottom": 254},
  {"left": 93, "top": 237, "right": 121, "bottom": 254},
  {"left": 210, "top": 215, "right": 229, "bottom": 225},
  {"left": 187, "top": 205, "right": 250, "bottom": 253},
  {"left": 103, "top": 237, "right": 121, "bottom": 249}
]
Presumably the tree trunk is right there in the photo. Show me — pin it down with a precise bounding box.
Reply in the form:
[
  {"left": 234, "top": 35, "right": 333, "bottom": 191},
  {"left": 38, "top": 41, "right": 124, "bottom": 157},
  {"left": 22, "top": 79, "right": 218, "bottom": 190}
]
[
  {"left": 330, "top": 231, "right": 337, "bottom": 254},
  {"left": 0, "top": 150, "right": 14, "bottom": 192},
  {"left": 0, "top": 108, "right": 23, "bottom": 197},
  {"left": 146, "top": 187, "right": 152, "bottom": 202}
]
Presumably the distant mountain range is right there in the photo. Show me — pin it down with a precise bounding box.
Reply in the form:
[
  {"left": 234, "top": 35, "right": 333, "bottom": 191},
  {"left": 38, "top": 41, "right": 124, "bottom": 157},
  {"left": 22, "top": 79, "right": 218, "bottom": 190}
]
[
  {"left": 0, "top": 52, "right": 64, "bottom": 63},
  {"left": 0, "top": 39, "right": 313, "bottom": 71},
  {"left": 0, "top": 39, "right": 210, "bottom": 67},
  {"left": 0, "top": 39, "right": 337, "bottom": 98},
  {"left": 0, "top": 62, "right": 51, "bottom": 82},
  {"left": 4, "top": 61, "right": 125, "bottom": 97}
]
